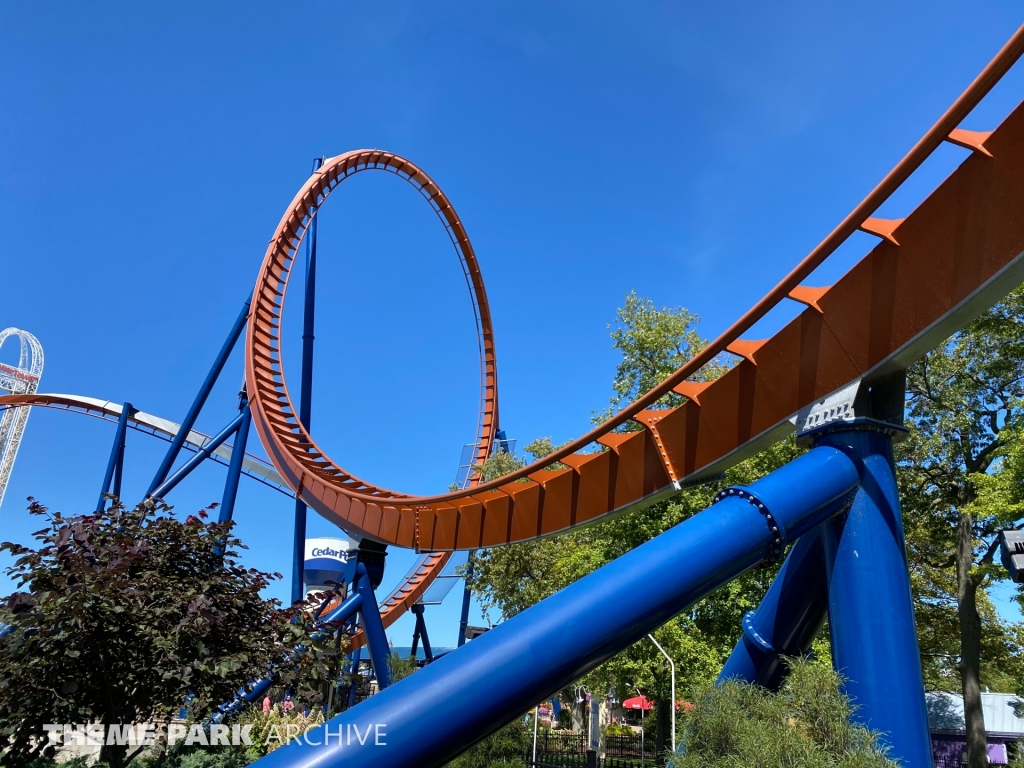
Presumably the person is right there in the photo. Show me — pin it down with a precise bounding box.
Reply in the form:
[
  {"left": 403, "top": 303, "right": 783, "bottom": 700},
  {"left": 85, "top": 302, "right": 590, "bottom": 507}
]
[
  {"left": 283, "top": 694, "right": 294, "bottom": 713},
  {"left": 262, "top": 695, "right": 271, "bottom": 713}
]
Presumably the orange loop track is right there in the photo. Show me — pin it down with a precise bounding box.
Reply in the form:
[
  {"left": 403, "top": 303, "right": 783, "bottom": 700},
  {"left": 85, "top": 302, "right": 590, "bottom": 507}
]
[{"left": 247, "top": 27, "right": 1024, "bottom": 552}]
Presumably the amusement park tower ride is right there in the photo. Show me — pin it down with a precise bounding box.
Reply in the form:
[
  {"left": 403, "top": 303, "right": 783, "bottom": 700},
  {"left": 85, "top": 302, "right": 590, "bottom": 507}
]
[{"left": 0, "top": 328, "right": 43, "bottom": 508}]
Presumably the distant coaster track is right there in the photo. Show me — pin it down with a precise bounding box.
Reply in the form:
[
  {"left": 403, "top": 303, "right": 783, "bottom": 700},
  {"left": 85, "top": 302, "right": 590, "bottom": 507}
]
[
  {"left": 0, "top": 393, "right": 444, "bottom": 651},
  {"left": 248, "top": 32, "right": 1024, "bottom": 551}
]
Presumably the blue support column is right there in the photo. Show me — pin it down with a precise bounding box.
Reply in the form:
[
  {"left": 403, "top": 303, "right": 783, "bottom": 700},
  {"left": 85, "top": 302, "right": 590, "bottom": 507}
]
[
  {"left": 718, "top": 527, "right": 828, "bottom": 689},
  {"left": 411, "top": 603, "right": 433, "bottom": 663},
  {"left": 347, "top": 646, "right": 363, "bottom": 709},
  {"left": 218, "top": 401, "right": 253, "bottom": 525},
  {"left": 457, "top": 551, "right": 475, "bottom": 647},
  {"left": 811, "top": 422, "right": 931, "bottom": 768},
  {"left": 111, "top": 436, "right": 126, "bottom": 501},
  {"left": 354, "top": 563, "right": 391, "bottom": 689},
  {"left": 410, "top": 610, "right": 421, "bottom": 660},
  {"left": 148, "top": 299, "right": 250, "bottom": 496},
  {"left": 97, "top": 402, "right": 132, "bottom": 512},
  {"left": 292, "top": 156, "right": 324, "bottom": 606},
  {"left": 149, "top": 412, "right": 245, "bottom": 501},
  {"left": 320, "top": 592, "right": 364, "bottom": 626},
  {"left": 252, "top": 444, "right": 860, "bottom": 768}
]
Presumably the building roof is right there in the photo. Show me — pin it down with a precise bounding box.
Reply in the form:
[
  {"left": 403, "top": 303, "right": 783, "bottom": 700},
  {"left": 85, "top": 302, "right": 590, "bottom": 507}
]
[{"left": 926, "top": 692, "right": 1024, "bottom": 738}]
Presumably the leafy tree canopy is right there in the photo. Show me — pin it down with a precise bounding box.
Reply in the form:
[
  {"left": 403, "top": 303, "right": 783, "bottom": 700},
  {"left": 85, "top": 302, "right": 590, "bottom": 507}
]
[
  {"left": 897, "top": 286, "right": 1024, "bottom": 767},
  {"left": 0, "top": 499, "right": 335, "bottom": 768},
  {"left": 466, "top": 294, "right": 803, "bottom": 750}
]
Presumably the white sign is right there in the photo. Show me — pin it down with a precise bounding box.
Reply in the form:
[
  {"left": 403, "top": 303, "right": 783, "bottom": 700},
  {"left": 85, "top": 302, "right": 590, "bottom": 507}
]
[{"left": 304, "top": 537, "right": 349, "bottom": 562}]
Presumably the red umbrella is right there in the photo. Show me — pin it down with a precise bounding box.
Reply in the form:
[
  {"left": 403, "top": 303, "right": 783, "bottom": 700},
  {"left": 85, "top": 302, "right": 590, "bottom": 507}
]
[{"left": 621, "top": 695, "right": 653, "bottom": 711}]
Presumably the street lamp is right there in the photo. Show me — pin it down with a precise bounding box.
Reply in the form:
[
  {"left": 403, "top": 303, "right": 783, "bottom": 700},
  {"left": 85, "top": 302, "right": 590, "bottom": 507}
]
[
  {"left": 648, "top": 633, "right": 676, "bottom": 754},
  {"left": 631, "top": 683, "right": 645, "bottom": 768},
  {"left": 532, "top": 705, "right": 539, "bottom": 765}
]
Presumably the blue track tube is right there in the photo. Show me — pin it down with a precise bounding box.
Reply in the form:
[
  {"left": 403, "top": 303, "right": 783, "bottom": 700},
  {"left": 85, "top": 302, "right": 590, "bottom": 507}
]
[
  {"left": 218, "top": 403, "right": 253, "bottom": 524},
  {"left": 149, "top": 412, "right": 244, "bottom": 501},
  {"left": 147, "top": 299, "right": 250, "bottom": 496},
  {"left": 96, "top": 402, "right": 132, "bottom": 512},
  {"left": 718, "top": 527, "right": 828, "bottom": 689},
  {"left": 292, "top": 157, "right": 324, "bottom": 606},
  {"left": 252, "top": 444, "right": 859, "bottom": 768},
  {"left": 813, "top": 426, "right": 932, "bottom": 767}
]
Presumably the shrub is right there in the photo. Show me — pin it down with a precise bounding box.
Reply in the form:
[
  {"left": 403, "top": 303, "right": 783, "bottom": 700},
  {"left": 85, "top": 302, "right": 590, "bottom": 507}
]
[
  {"left": 676, "top": 660, "right": 898, "bottom": 768},
  {"left": 444, "top": 718, "right": 531, "bottom": 768},
  {"left": 235, "top": 706, "right": 325, "bottom": 758}
]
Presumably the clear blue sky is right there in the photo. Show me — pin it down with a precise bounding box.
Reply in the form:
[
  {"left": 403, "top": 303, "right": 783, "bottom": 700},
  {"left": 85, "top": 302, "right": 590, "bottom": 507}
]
[{"left": 2, "top": 2, "right": 1024, "bottom": 645}]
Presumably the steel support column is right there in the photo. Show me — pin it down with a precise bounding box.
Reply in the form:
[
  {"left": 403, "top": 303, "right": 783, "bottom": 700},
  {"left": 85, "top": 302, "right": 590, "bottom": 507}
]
[
  {"left": 218, "top": 401, "right": 253, "bottom": 525},
  {"left": 149, "top": 412, "right": 245, "bottom": 501},
  {"left": 718, "top": 527, "right": 828, "bottom": 689},
  {"left": 812, "top": 422, "right": 931, "bottom": 768},
  {"left": 97, "top": 402, "right": 132, "bottom": 512},
  {"left": 457, "top": 551, "right": 475, "bottom": 647},
  {"left": 148, "top": 299, "right": 250, "bottom": 496},
  {"left": 292, "top": 156, "right": 324, "bottom": 606},
  {"left": 347, "top": 646, "right": 363, "bottom": 709},
  {"left": 354, "top": 563, "right": 391, "bottom": 689},
  {"left": 410, "top": 603, "right": 433, "bottom": 663}
]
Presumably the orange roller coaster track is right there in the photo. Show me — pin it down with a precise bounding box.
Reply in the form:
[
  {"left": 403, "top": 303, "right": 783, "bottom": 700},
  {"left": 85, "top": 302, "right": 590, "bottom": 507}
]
[{"left": 248, "top": 28, "right": 1024, "bottom": 552}]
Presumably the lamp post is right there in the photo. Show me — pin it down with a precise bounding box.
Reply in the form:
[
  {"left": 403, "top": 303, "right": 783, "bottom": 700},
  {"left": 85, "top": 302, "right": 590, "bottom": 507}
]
[
  {"left": 631, "top": 684, "right": 645, "bottom": 768},
  {"left": 532, "top": 705, "right": 539, "bottom": 765},
  {"left": 648, "top": 633, "right": 676, "bottom": 754}
]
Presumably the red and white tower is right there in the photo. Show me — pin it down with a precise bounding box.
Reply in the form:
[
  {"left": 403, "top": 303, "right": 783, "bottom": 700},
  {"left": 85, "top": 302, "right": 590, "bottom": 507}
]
[{"left": 0, "top": 328, "right": 43, "bottom": 509}]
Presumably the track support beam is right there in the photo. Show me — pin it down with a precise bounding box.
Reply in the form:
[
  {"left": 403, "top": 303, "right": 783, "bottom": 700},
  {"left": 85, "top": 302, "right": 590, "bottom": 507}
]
[
  {"left": 219, "top": 397, "right": 253, "bottom": 525},
  {"left": 717, "top": 526, "right": 829, "bottom": 689},
  {"left": 149, "top": 412, "right": 245, "bottom": 501},
  {"left": 96, "top": 402, "right": 132, "bottom": 512},
  {"left": 410, "top": 603, "right": 434, "bottom": 664},
  {"left": 251, "top": 444, "right": 860, "bottom": 768},
  {"left": 811, "top": 421, "right": 931, "bottom": 767},
  {"left": 147, "top": 299, "right": 250, "bottom": 496},
  {"left": 457, "top": 551, "right": 475, "bottom": 647},
  {"left": 292, "top": 156, "right": 325, "bottom": 606}
]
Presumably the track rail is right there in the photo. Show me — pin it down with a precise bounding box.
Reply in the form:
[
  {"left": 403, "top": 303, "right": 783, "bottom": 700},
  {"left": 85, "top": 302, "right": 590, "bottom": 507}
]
[
  {"left": 247, "top": 28, "right": 1024, "bottom": 551},
  {"left": 0, "top": 392, "right": 451, "bottom": 648},
  {"left": 0, "top": 393, "right": 291, "bottom": 494}
]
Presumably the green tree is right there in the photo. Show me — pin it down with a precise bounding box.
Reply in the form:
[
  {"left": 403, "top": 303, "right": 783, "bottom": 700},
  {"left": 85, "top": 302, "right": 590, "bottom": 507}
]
[
  {"left": 593, "top": 292, "right": 727, "bottom": 426},
  {"left": 897, "top": 286, "right": 1024, "bottom": 768},
  {"left": 470, "top": 288, "right": 1024, "bottom": 766},
  {"left": 468, "top": 294, "right": 802, "bottom": 761},
  {"left": 0, "top": 499, "right": 335, "bottom": 768},
  {"left": 387, "top": 650, "right": 419, "bottom": 683},
  {"left": 442, "top": 718, "right": 530, "bottom": 768}
]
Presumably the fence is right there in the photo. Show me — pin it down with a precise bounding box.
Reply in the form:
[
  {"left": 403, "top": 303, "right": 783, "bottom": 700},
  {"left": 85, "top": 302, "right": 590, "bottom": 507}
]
[
  {"left": 528, "top": 731, "right": 657, "bottom": 768},
  {"left": 605, "top": 735, "right": 654, "bottom": 759},
  {"left": 526, "top": 755, "right": 655, "bottom": 768}
]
